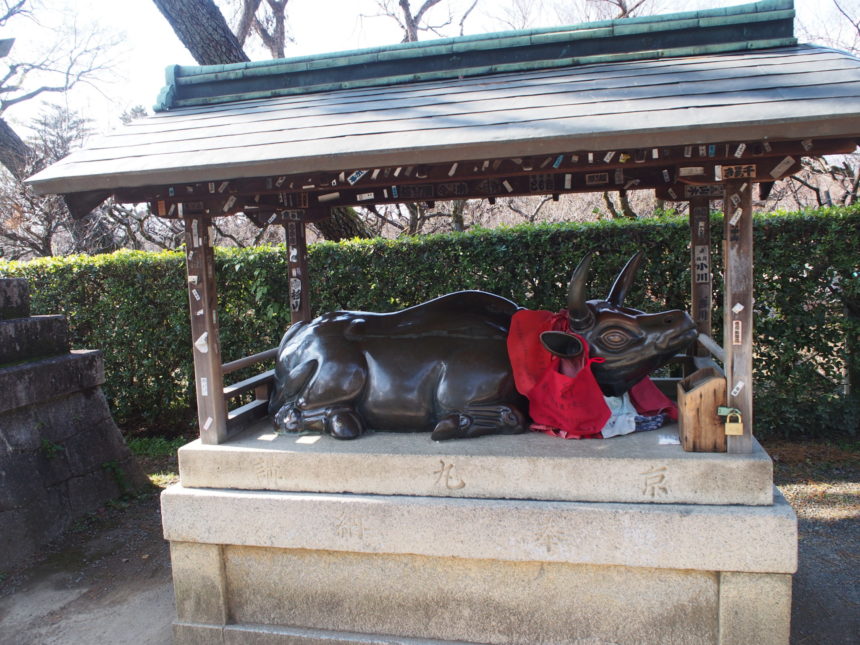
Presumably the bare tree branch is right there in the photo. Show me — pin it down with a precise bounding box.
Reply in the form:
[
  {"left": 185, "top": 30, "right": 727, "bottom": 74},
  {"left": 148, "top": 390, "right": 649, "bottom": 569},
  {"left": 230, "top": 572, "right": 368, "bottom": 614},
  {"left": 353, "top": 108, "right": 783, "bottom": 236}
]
[
  {"left": 364, "top": 204, "right": 406, "bottom": 231},
  {"left": 0, "top": 0, "right": 26, "bottom": 27},
  {"left": 833, "top": 0, "right": 860, "bottom": 39},
  {"left": 791, "top": 174, "right": 827, "bottom": 207},
  {"left": 506, "top": 195, "right": 551, "bottom": 223},
  {"left": 235, "top": 0, "right": 263, "bottom": 45},
  {"left": 459, "top": 0, "right": 479, "bottom": 35}
]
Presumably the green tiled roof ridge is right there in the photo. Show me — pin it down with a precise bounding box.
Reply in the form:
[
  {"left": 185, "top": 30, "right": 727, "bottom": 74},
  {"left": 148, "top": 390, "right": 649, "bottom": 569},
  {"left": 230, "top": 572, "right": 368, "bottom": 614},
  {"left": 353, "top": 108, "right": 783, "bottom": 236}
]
[
  {"left": 170, "top": 0, "right": 793, "bottom": 78},
  {"left": 155, "top": 0, "right": 795, "bottom": 111}
]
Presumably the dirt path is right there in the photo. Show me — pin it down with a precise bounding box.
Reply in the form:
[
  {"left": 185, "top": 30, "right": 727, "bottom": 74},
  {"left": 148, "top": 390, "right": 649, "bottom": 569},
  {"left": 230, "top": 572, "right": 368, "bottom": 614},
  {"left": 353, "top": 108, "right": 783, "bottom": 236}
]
[
  {"left": 0, "top": 466, "right": 176, "bottom": 645},
  {"left": 0, "top": 442, "right": 857, "bottom": 645},
  {"left": 769, "top": 441, "right": 860, "bottom": 645}
]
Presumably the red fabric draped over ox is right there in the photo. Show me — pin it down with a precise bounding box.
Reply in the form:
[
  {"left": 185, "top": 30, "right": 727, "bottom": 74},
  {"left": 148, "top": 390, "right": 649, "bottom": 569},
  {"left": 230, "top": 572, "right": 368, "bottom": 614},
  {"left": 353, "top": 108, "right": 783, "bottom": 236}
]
[{"left": 507, "top": 309, "right": 677, "bottom": 439}]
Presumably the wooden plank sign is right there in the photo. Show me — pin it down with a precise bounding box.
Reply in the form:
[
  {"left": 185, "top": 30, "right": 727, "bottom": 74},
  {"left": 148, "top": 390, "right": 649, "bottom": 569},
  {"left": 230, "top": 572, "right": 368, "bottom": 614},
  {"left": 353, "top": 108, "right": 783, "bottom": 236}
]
[{"left": 677, "top": 367, "right": 727, "bottom": 453}]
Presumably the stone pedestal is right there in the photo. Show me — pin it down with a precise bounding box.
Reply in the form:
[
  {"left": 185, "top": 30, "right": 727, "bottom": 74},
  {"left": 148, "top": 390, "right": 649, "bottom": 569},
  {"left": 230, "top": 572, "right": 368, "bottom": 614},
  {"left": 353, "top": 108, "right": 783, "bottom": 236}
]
[{"left": 163, "top": 422, "right": 796, "bottom": 645}]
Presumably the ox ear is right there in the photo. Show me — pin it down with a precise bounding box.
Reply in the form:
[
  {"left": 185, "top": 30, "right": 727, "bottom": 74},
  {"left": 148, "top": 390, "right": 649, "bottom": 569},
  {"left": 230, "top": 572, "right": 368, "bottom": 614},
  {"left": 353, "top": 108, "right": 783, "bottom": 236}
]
[
  {"left": 607, "top": 251, "right": 644, "bottom": 307},
  {"left": 540, "top": 331, "right": 584, "bottom": 359},
  {"left": 567, "top": 251, "right": 594, "bottom": 330}
]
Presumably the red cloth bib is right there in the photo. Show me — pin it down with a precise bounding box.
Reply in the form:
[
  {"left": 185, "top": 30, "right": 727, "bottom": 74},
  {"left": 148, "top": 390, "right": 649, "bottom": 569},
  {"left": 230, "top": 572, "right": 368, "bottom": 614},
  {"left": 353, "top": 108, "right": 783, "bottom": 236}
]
[{"left": 507, "top": 309, "right": 677, "bottom": 438}]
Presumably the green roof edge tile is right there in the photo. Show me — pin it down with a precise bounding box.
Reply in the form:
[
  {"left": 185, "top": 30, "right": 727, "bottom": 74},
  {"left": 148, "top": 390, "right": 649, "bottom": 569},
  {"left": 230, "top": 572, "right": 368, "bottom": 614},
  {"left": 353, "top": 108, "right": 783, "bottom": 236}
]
[{"left": 153, "top": 0, "right": 795, "bottom": 112}]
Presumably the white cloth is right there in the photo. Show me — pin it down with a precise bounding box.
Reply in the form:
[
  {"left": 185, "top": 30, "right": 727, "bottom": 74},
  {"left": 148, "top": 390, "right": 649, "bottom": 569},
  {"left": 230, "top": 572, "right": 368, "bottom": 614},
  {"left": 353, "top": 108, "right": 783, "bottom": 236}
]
[{"left": 601, "top": 393, "right": 638, "bottom": 438}]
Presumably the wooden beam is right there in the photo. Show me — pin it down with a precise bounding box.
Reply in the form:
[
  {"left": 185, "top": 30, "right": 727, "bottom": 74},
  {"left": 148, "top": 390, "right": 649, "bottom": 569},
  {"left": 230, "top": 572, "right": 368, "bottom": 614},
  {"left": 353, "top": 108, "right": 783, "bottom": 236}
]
[
  {"left": 689, "top": 196, "right": 713, "bottom": 355},
  {"left": 141, "top": 154, "right": 807, "bottom": 214},
  {"left": 114, "top": 137, "right": 858, "bottom": 208},
  {"left": 184, "top": 216, "right": 228, "bottom": 444},
  {"left": 723, "top": 180, "right": 755, "bottom": 454},
  {"left": 285, "top": 211, "right": 312, "bottom": 324}
]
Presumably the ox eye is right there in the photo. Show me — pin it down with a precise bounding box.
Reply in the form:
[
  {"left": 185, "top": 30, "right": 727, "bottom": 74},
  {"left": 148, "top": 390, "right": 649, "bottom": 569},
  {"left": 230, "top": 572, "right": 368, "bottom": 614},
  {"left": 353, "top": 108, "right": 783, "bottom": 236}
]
[{"left": 599, "top": 328, "right": 633, "bottom": 350}]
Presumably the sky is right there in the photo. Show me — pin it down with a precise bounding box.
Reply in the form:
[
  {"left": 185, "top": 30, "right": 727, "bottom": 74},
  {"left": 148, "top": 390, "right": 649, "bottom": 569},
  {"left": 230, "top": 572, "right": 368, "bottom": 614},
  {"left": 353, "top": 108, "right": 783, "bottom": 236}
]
[{"left": 1, "top": 0, "right": 855, "bottom": 135}]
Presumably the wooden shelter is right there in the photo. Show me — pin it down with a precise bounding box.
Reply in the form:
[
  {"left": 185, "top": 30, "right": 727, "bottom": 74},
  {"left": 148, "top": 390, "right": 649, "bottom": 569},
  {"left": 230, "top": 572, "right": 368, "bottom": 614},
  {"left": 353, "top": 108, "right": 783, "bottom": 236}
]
[{"left": 28, "top": 0, "right": 860, "bottom": 453}]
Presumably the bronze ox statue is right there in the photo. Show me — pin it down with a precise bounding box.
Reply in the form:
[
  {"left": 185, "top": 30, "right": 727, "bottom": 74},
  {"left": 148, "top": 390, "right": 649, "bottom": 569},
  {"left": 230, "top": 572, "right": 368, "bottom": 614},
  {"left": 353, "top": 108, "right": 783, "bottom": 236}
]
[{"left": 269, "top": 251, "right": 697, "bottom": 440}]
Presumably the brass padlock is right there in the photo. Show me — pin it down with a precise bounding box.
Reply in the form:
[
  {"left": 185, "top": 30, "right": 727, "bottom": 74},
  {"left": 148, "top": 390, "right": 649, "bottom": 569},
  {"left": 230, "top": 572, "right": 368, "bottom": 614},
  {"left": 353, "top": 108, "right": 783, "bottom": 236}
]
[{"left": 724, "top": 411, "right": 744, "bottom": 436}]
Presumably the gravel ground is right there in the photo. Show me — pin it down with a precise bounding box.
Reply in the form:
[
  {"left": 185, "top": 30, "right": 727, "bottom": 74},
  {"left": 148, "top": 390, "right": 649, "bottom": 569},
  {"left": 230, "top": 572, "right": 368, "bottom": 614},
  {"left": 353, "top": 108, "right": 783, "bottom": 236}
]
[{"left": 0, "top": 442, "right": 857, "bottom": 645}]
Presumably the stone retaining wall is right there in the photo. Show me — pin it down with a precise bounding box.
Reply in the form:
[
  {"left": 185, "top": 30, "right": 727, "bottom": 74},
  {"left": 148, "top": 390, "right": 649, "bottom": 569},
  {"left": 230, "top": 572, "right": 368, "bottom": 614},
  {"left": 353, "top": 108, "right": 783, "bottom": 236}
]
[{"left": 0, "top": 278, "right": 148, "bottom": 570}]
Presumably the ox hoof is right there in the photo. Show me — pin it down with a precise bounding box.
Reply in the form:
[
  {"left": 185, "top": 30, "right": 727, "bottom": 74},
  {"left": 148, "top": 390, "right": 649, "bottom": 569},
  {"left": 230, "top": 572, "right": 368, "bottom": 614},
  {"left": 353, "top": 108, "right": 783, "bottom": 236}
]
[
  {"left": 328, "top": 410, "right": 364, "bottom": 440},
  {"left": 273, "top": 406, "right": 302, "bottom": 434},
  {"left": 431, "top": 413, "right": 472, "bottom": 441}
]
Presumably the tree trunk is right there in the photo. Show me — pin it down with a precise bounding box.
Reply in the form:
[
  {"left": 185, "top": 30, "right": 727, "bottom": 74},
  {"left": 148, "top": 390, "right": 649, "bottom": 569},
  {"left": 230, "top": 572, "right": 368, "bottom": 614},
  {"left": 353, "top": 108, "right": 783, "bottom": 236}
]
[
  {"left": 450, "top": 199, "right": 466, "bottom": 231},
  {"left": 312, "top": 207, "right": 373, "bottom": 241},
  {"left": 618, "top": 187, "right": 636, "bottom": 218},
  {"left": 152, "top": 0, "right": 249, "bottom": 65},
  {"left": 0, "top": 117, "right": 31, "bottom": 180},
  {"left": 153, "top": 0, "right": 370, "bottom": 242},
  {"left": 235, "top": 0, "right": 263, "bottom": 45}
]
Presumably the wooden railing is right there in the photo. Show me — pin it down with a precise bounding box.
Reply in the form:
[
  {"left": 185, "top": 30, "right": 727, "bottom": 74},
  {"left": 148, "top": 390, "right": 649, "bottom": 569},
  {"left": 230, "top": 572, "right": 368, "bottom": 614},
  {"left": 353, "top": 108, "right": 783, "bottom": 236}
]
[
  {"left": 693, "top": 333, "right": 726, "bottom": 375},
  {"left": 222, "top": 348, "right": 278, "bottom": 433},
  {"left": 651, "top": 333, "right": 727, "bottom": 398}
]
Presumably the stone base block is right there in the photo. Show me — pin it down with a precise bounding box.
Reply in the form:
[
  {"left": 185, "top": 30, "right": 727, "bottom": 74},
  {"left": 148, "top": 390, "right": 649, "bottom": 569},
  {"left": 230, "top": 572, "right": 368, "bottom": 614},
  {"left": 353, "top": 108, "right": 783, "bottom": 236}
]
[
  {"left": 162, "top": 485, "right": 796, "bottom": 573},
  {"left": 0, "top": 350, "right": 104, "bottom": 414},
  {"left": 0, "top": 315, "right": 69, "bottom": 364},
  {"left": 178, "top": 420, "right": 774, "bottom": 505},
  {"left": 173, "top": 622, "right": 477, "bottom": 644},
  {"left": 0, "top": 387, "right": 149, "bottom": 569},
  {"left": 0, "top": 278, "right": 29, "bottom": 320},
  {"left": 163, "top": 485, "right": 795, "bottom": 645}
]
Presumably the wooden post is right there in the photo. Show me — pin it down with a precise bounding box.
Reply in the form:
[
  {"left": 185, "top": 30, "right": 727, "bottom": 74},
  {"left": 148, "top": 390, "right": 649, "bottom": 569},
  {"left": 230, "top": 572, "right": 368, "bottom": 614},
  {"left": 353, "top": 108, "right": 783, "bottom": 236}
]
[
  {"left": 285, "top": 212, "right": 311, "bottom": 324},
  {"left": 184, "top": 216, "right": 228, "bottom": 444},
  {"left": 723, "top": 180, "right": 754, "bottom": 454},
  {"left": 689, "top": 197, "right": 713, "bottom": 353}
]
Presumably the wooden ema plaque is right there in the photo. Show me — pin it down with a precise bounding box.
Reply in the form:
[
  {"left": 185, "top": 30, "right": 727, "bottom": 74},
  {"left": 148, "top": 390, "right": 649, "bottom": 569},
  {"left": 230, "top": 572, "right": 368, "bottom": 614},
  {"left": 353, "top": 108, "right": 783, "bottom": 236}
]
[{"left": 677, "top": 367, "right": 727, "bottom": 453}]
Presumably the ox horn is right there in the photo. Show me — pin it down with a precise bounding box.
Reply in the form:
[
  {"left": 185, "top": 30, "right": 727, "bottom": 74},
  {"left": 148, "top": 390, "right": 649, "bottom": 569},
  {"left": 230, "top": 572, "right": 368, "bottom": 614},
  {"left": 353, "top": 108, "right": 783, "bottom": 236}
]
[
  {"left": 607, "top": 251, "right": 644, "bottom": 307},
  {"left": 567, "top": 251, "right": 594, "bottom": 330}
]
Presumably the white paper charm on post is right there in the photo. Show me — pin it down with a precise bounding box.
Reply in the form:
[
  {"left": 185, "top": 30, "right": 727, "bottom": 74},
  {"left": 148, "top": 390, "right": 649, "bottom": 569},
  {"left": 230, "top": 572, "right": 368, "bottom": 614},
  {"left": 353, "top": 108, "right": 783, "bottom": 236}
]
[
  {"left": 732, "top": 320, "right": 742, "bottom": 345},
  {"left": 194, "top": 332, "right": 209, "bottom": 354},
  {"left": 290, "top": 277, "right": 302, "bottom": 312}
]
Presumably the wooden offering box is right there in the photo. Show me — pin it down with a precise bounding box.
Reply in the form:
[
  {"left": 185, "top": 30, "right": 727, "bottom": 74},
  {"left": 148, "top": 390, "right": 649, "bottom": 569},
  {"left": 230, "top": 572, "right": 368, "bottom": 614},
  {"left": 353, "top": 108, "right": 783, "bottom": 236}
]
[{"left": 678, "top": 367, "right": 727, "bottom": 453}]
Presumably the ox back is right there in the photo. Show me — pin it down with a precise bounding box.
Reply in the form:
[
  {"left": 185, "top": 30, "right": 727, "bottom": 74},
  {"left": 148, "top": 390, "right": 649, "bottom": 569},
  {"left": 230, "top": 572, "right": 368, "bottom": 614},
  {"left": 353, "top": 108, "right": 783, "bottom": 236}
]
[{"left": 269, "top": 291, "right": 526, "bottom": 440}]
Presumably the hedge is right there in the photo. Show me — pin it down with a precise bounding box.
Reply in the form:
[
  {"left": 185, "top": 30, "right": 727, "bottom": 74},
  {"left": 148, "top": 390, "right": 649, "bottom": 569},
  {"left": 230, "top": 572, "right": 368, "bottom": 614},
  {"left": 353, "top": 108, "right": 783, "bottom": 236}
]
[{"left": 2, "top": 206, "right": 858, "bottom": 439}]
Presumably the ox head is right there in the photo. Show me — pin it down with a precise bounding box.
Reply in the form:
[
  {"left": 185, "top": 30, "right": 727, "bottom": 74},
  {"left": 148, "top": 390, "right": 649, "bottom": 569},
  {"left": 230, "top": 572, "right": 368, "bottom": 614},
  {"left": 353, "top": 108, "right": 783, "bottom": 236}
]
[{"left": 544, "top": 251, "right": 697, "bottom": 397}]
